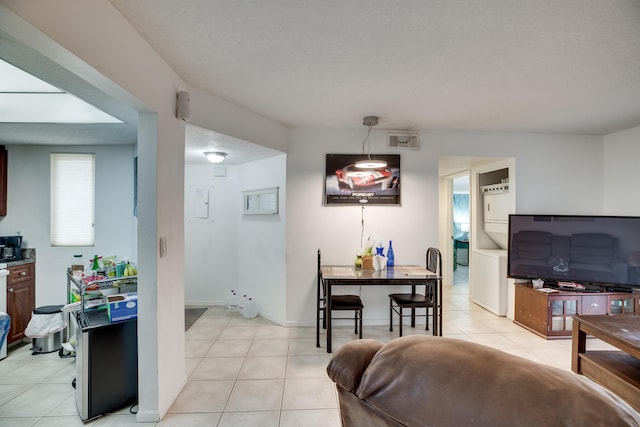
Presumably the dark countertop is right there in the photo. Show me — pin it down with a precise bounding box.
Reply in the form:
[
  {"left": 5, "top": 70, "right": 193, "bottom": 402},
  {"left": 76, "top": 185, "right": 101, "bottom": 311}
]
[
  {"left": 6, "top": 257, "right": 35, "bottom": 268},
  {"left": 4, "top": 249, "right": 36, "bottom": 268}
]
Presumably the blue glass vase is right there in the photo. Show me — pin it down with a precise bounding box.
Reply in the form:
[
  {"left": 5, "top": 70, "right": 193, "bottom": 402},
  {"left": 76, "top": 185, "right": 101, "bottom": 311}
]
[{"left": 386, "top": 240, "right": 394, "bottom": 267}]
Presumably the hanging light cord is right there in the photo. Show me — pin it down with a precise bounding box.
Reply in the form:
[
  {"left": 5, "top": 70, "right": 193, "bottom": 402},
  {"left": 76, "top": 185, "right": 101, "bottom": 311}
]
[
  {"left": 360, "top": 125, "right": 374, "bottom": 159},
  {"left": 359, "top": 205, "right": 365, "bottom": 295},
  {"left": 360, "top": 206, "right": 365, "bottom": 249}
]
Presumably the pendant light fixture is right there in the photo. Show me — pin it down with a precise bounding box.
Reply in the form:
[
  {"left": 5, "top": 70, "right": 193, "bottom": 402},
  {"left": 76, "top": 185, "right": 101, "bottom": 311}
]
[{"left": 355, "top": 115, "right": 387, "bottom": 169}]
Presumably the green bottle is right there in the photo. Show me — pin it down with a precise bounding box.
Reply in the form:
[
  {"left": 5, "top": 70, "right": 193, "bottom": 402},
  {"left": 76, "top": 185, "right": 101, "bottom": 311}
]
[{"left": 91, "top": 255, "right": 100, "bottom": 274}]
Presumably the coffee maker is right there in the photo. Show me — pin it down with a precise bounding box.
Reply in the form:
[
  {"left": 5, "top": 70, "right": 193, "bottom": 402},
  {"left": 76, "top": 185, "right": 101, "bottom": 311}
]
[{"left": 0, "top": 236, "right": 23, "bottom": 262}]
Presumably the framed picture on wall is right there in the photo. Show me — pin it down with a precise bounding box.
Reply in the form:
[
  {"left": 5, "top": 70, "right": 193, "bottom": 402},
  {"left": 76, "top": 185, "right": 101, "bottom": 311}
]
[{"left": 324, "top": 154, "right": 400, "bottom": 205}]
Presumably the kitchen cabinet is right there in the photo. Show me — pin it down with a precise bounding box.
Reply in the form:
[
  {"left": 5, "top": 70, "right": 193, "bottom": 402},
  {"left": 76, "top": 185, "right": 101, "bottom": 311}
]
[
  {"left": 0, "top": 145, "right": 6, "bottom": 216},
  {"left": 514, "top": 283, "right": 638, "bottom": 339},
  {"left": 6, "top": 262, "right": 35, "bottom": 344}
]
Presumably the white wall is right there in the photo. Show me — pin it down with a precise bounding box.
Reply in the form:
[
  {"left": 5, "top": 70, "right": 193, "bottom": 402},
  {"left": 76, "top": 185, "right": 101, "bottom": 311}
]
[
  {"left": 184, "top": 165, "right": 239, "bottom": 306},
  {"left": 285, "top": 128, "right": 606, "bottom": 326},
  {"left": 604, "top": 125, "right": 640, "bottom": 215},
  {"left": 286, "top": 127, "right": 439, "bottom": 326},
  {"left": 184, "top": 155, "right": 287, "bottom": 323},
  {"left": 0, "top": 144, "right": 137, "bottom": 306},
  {"left": 238, "top": 154, "right": 287, "bottom": 324}
]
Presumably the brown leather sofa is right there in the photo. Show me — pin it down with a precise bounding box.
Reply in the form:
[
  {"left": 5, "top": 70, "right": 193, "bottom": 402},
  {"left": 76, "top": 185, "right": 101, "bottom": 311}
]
[{"left": 327, "top": 336, "right": 640, "bottom": 426}]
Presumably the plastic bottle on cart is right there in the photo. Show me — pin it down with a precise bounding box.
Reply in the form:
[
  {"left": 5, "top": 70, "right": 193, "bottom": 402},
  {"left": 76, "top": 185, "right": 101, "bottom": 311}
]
[
  {"left": 96, "top": 256, "right": 106, "bottom": 276},
  {"left": 386, "top": 241, "right": 395, "bottom": 267},
  {"left": 71, "top": 254, "right": 84, "bottom": 278}
]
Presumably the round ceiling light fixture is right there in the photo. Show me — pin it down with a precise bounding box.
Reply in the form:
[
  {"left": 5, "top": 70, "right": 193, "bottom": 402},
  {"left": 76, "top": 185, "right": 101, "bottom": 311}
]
[
  {"left": 355, "top": 116, "right": 387, "bottom": 169},
  {"left": 204, "top": 151, "right": 227, "bottom": 163}
]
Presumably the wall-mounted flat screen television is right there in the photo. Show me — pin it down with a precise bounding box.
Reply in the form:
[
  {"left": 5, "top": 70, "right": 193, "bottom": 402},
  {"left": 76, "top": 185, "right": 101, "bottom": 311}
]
[{"left": 508, "top": 214, "right": 640, "bottom": 290}]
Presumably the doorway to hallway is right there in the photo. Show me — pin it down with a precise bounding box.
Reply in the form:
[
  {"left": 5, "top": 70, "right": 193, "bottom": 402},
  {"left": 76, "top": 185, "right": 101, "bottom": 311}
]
[{"left": 452, "top": 174, "right": 469, "bottom": 286}]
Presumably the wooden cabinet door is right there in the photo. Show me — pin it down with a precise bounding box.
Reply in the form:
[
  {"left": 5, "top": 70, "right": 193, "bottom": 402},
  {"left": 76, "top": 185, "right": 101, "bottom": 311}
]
[
  {"left": 608, "top": 295, "right": 637, "bottom": 314},
  {"left": 547, "top": 295, "right": 579, "bottom": 336},
  {"left": 7, "top": 280, "right": 34, "bottom": 343},
  {"left": 7, "top": 263, "right": 36, "bottom": 344},
  {"left": 0, "top": 145, "right": 6, "bottom": 217},
  {"left": 580, "top": 295, "right": 608, "bottom": 315}
]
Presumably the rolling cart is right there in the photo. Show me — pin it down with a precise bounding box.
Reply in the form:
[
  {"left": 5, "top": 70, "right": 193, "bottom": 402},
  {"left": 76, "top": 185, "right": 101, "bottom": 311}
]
[{"left": 67, "top": 271, "right": 138, "bottom": 422}]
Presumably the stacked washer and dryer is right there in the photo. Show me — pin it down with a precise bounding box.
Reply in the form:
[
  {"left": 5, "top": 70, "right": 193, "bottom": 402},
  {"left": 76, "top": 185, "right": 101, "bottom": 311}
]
[{"left": 470, "top": 181, "right": 511, "bottom": 316}]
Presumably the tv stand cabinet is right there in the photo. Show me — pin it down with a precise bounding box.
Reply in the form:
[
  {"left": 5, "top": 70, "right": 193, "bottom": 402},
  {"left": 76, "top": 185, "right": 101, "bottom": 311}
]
[{"left": 514, "top": 283, "right": 639, "bottom": 339}]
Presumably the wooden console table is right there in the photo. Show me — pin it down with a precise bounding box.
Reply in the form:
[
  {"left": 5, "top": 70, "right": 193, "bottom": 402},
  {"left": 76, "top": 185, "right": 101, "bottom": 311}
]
[{"left": 572, "top": 314, "right": 640, "bottom": 412}]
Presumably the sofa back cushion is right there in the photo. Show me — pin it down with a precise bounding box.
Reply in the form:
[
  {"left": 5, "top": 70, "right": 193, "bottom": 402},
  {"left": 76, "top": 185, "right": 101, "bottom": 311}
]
[
  {"left": 513, "top": 230, "right": 552, "bottom": 260},
  {"left": 571, "top": 233, "right": 617, "bottom": 266}
]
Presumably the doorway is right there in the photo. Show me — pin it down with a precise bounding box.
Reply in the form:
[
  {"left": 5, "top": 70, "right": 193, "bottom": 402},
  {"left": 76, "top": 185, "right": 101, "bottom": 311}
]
[{"left": 452, "top": 174, "right": 470, "bottom": 286}]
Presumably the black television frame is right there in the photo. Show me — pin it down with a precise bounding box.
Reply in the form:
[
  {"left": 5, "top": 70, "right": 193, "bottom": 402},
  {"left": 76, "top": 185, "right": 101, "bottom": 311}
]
[{"left": 507, "top": 214, "right": 640, "bottom": 292}]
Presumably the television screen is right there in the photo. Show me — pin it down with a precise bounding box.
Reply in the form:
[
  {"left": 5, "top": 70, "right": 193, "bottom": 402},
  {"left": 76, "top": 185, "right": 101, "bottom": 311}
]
[{"left": 508, "top": 215, "right": 640, "bottom": 289}]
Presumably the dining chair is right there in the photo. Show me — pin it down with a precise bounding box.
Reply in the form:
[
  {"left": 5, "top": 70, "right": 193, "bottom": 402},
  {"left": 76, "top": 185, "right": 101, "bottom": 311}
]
[
  {"left": 316, "top": 249, "right": 363, "bottom": 348},
  {"left": 388, "top": 247, "right": 442, "bottom": 336}
]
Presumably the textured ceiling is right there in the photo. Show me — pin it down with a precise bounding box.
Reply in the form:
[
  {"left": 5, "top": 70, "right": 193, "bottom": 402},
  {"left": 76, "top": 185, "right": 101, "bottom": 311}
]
[
  {"left": 185, "top": 124, "right": 281, "bottom": 165},
  {"left": 109, "top": 0, "right": 640, "bottom": 135}
]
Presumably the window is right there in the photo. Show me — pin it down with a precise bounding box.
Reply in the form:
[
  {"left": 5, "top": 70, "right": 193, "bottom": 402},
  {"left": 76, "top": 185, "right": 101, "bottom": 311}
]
[{"left": 51, "top": 153, "right": 95, "bottom": 246}]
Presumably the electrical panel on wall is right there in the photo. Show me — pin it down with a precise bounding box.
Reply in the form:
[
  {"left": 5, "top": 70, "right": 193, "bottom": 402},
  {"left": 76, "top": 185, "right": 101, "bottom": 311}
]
[{"left": 188, "top": 185, "right": 214, "bottom": 222}]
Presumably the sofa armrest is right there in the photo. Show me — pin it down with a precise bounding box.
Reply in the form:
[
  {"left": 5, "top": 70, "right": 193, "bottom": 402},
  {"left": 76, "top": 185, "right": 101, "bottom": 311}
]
[{"left": 326, "top": 339, "right": 384, "bottom": 392}]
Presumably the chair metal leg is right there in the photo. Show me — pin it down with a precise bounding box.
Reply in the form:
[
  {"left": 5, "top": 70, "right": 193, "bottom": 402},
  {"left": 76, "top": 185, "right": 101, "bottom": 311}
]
[
  {"left": 354, "top": 311, "right": 358, "bottom": 334},
  {"left": 398, "top": 307, "right": 403, "bottom": 337},
  {"left": 389, "top": 299, "right": 394, "bottom": 332},
  {"left": 411, "top": 307, "right": 416, "bottom": 328},
  {"left": 358, "top": 309, "right": 363, "bottom": 339},
  {"left": 322, "top": 306, "right": 327, "bottom": 330},
  {"left": 425, "top": 307, "right": 430, "bottom": 331},
  {"left": 316, "top": 308, "right": 320, "bottom": 348}
]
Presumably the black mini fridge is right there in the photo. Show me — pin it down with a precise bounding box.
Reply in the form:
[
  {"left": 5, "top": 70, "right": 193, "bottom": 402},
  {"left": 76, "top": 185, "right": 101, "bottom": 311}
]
[{"left": 75, "top": 310, "right": 138, "bottom": 421}]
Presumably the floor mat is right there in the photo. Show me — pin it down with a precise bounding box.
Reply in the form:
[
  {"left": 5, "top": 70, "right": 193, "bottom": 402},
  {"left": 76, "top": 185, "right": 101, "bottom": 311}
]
[{"left": 185, "top": 307, "right": 207, "bottom": 331}]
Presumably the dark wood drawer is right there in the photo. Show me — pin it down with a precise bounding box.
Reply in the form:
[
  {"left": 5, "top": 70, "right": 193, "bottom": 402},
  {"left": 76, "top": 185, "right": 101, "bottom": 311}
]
[
  {"left": 8, "top": 263, "right": 35, "bottom": 284},
  {"left": 581, "top": 295, "right": 608, "bottom": 315}
]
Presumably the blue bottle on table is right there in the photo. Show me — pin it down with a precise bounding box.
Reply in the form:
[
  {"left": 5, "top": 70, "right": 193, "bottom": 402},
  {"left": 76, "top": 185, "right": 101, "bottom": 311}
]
[{"left": 386, "top": 240, "right": 394, "bottom": 267}]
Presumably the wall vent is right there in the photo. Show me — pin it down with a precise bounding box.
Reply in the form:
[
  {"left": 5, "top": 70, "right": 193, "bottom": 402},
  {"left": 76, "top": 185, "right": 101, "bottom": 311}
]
[{"left": 387, "top": 131, "right": 420, "bottom": 149}]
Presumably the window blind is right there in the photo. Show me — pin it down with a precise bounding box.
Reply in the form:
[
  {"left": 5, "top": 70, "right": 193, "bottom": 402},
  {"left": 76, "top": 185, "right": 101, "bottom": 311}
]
[{"left": 51, "top": 153, "right": 95, "bottom": 246}]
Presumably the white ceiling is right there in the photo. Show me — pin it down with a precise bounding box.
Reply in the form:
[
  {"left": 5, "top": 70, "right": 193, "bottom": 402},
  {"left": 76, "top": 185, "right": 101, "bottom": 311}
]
[
  {"left": 109, "top": 0, "right": 640, "bottom": 135},
  {"left": 185, "top": 124, "right": 282, "bottom": 165},
  {"left": 3, "top": 1, "right": 640, "bottom": 169}
]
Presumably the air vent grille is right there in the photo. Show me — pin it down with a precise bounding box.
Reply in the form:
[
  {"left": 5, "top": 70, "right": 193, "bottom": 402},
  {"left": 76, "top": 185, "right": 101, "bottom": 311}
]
[{"left": 387, "top": 132, "right": 420, "bottom": 149}]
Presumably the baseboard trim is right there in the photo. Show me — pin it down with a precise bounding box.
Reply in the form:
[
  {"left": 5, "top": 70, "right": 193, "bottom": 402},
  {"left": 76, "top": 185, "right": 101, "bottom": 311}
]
[{"left": 136, "top": 409, "right": 161, "bottom": 423}]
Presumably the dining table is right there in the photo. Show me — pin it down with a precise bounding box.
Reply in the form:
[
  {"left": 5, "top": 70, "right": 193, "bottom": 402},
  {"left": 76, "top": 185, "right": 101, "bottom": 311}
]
[{"left": 318, "top": 265, "right": 442, "bottom": 353}]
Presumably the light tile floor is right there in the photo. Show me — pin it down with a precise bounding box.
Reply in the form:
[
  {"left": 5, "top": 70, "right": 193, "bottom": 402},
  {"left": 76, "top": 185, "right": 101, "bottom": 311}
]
[{"left": 0, "top": 280, "right": 620, "bottom": 426}]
